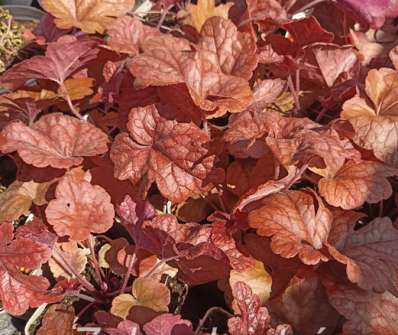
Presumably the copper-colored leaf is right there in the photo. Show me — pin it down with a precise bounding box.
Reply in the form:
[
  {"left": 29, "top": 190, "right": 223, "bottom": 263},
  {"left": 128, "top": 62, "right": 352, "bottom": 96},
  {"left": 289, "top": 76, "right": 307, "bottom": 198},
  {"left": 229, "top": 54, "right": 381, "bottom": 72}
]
[
  {"left": 45, "top": 168, "right": 115, "bottom": 241},
  {"left": 319, "top": 160, "right": 396, "bottom": 209},
  {"left": 248, "top": 189, "right": 332, "bottom": 265},
  {"left": 37, "top": 304, "right": 75, "bottom": 335},
  {"left": 129, "top": 19, "right": 254, "bottom": 115},
  {"left": 341, "top": 68, "right": 398, "bottom": 167},
  {"left": 41, "top": 0, "right": 135, "bottom": 34},
  {"left": 199, "top": 16, "right": 257, "bottom": 80},
  {"left": 106, "top": 16, "right": 158, "bottom": 56},
  {"left": 1, "top": 113, "right": 109, "bottom": 169},
  {"left": 110, "top": 105, "right": 214, "bottom": 203},
  {"left": 328, "top": 216, "right": 398, "bottom": 295},
  {"left": 311, "top": 43, "right": 358, "bottom": 87}
]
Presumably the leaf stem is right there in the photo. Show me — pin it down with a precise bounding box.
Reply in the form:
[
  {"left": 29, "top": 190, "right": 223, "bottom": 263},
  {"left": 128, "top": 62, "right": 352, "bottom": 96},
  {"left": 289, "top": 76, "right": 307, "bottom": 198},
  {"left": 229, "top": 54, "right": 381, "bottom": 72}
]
[
  {"left": 54, "top": 246, "right": 96, "bottom": 292},
  {"left": 88, "top": 236, "right": 106, "bottom": 291},
  {"left": 119, "top": 252, "right": 137, "bottom": 295},
  {"left": 292, "top": 0, "right": 329, "bottom": 15}
]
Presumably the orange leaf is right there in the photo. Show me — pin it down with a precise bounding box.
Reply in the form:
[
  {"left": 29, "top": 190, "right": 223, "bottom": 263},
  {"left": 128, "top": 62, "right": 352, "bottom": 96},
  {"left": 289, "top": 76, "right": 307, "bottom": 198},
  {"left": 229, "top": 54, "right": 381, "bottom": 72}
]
[
  {"left": 179, "top": 0, "right": 233, "bottom": 31},
  {"left": 41, "top": 0, "right": 135, "bottom": 34}
]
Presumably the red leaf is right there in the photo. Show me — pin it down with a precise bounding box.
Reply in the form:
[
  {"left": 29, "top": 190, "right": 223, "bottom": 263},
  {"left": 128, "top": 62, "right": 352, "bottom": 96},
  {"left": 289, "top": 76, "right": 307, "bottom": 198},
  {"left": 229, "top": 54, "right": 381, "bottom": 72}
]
[
  {"left": 45, "top": 168, "right": 115, "bottom": 240},
  {"left": 283, "top": 17, "right": 334, "bottom": 47},
  {"left": 0, "top": 223, "right": 61, "bottom": 315},
  {"left": 0, "top": 36, "right": 98, "bottom": 86},
  {"left": 143, "top": 314, "right": 192, "bottom": 335},
  {"left": 110, "top": 105, "right": 214, "bottom": 203},
  {"left": 228, "top": 282, "right": 271, "bottom": 335},
  {"left": 1, "top": 113, "right": 109, "bottom": 169}
]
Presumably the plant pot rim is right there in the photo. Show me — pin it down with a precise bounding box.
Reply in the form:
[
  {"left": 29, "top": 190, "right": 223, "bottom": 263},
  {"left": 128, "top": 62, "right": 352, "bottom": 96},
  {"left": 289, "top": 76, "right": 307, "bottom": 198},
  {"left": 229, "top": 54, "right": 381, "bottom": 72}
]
[{"left": 0, "top": 4, "right": 44, "bottom": 21}]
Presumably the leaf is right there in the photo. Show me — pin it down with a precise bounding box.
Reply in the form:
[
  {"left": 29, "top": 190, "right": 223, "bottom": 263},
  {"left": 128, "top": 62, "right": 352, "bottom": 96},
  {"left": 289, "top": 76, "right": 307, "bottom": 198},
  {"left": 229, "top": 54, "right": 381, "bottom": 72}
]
[
  {"left": 229, "top": 260, "right": 272, "bottom": 305},
  {"left": 251, "top": 0, "right": 287, "bottom": 29},
  {"left": 36, "top": 304, "right": 75, "bottom": 335},
  {"left": 328, "top": 216, "right": 398, "bottom": 295},
  {"left": 248, "top": 189, "right": 333, "bottom": 265},
  {"left": 179, "top": 0, "right": 233, "bottom": 31},
  {"left": 326, "top": 283, "right": 398, "bottom": 335},
  {"left": 41, "top": 0, "right": 136, "bottom": 34},
  {"left": 336, "top": 0, "right": 398, "bottom": 28},
  {"left": 311, "top": 43, "right": 358, "bottom": 87},
  {"left": 341, "top": 68, "right": 398, "bottom": 167},
  {"left": 138, "top": 256, "right": 178, "bottom": 281},
  {"left": 283, "top": 17, "right": 334, "bottom": 47},
  {"left": 0, "top": 271, "right": 62, "bottom": 316},
  {"left": 1, "top": 113, "right": 109, "bottom": 169},
  {"left": 228, "top": 282, "right": 271, "bottom": 335},
  {"left": 143, "top": 314, "right": 193, "bottom": 335},
  {"left": 58, "top": 77, "right": 95, "bottom": 100},
  {"left": 0, "top": 179, "right": 54, "bottom": 222},
  {"left": 0, "top": 36, "right": 98, "bottom": 85},
  {"left": 0, "top": 223, "right": 61, "bottom": 315},
  {"left": 110, "top": 105, "right": 214, "bottom": 203},
  {"left": 199, "top": 16, "right": 257, "bottom": 80},
  {"left": 243, "top": 233, "right": 301, "bottom": 299},
  {"left": 111, "top": 277, "right": 170, "bottom": 318},
  {"left": 129, "top": 19, "right": 254, "bottom": 115},
  {"left": 269, "top": 273, "right": 340, "bottom": 335},
  {"left": 45, "top": 168, "right": 115, "bottom": 241},
  {"left": 106, "top": 15, "right": 158, "bottom": 55},
  {"left": 319, "top": 160, "right": 397, "bottom": 209},
  {"left": 98, "top": 243, "right": 111, "bottom": 268},
  {"left": 104, "top": 320, "right": 142, "bottom": 335},
  {"left": 49, "top": 241, "right": 90, "bottom": 279}
]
